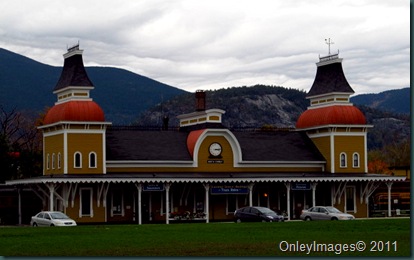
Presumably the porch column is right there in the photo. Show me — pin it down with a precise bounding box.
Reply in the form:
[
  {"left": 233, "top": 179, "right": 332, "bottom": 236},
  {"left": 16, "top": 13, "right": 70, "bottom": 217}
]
[
  {"left": 311, "top": 183, "right": 318, "bottom": 207},
  {"left": 248, "top": 183, "right": 254, "bottom": 206},
  {"left": 284, "top": 183, "right": 291, "bottom": 220},
  {"left": 47, "top": 183, "right": 55, "bottom": 211},
  {"left": 386, "top": 181, "right": 393, "bottom": 217},
  {"left": 203, "top": 184, "right": 210, "bottom": 223},
  {"left": 135, "top": 183, "right": 142, "bottom": 225},
  {"left": 17, "top": 187, "right": 22, "bottom": 225},
  {"left": 165, "top": 183, "right": 171, "bottom": 224}
]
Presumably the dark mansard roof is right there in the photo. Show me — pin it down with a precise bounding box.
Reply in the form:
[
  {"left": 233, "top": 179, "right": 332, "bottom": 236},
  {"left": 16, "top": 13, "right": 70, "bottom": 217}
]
[
  {"left": 54, "top": 52, "right": 94, "bottom": 91},
  {"left": 105, "top": 127, "right": 325, "bottom": 163}
]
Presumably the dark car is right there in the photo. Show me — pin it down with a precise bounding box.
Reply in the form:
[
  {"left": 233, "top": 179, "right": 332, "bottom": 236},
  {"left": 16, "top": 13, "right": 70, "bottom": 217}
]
[{"left": 234, "top": 206, "right": 284, "bottom": 223}]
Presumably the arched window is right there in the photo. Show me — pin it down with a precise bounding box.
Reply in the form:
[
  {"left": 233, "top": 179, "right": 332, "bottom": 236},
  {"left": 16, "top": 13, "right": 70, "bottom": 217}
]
[
  {"left": 353, "top": 153, "right": 360, "bottom": 168},
  {"left": 52, "top": 153, "right": 56, "bottom": 169},
  {"left": 46, "top": 154, "right": 50, "bottom": 170},
  {"left": 89, "top": 152, "right": 97, "bottom": 168},
  {"left": 58, "top": 153, "right": 61, "bottom": 169},
  {"left": 340, "top": 153, "right": 347, "bottom": 168},
  {"left": 74, "top": 152, "right": 82, "bottom": 168}
]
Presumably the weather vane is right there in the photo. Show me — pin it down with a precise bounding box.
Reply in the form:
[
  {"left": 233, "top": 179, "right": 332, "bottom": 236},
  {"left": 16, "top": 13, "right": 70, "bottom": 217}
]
[{"left": 325, "top": 38, "right": 334, "bottom": 55}]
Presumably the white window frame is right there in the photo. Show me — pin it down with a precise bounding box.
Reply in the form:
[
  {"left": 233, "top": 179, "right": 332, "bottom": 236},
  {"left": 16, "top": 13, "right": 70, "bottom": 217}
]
[
  {"left": 52, "top": 153, "right": 56, "bottom": 169},
  {"left": 57, "top": 153, "right": 61, "bottom": 169},
  {"left": 340, "top": 152, "right": 347, "bottom": 168},
  {"left": 89, "top": 152, "right": 97, "bottom": 168},
  {"left": 79, "top": 187, "right": 93, "bottom": 217},
  {"left": 352, "top": 152, "right": 360, "bottom": 168},
  {"left": 111, "top": 190, "right": 125, "bottom": 217},
  {"left": 46, "top": 153, "right": 50, "bottom": 170},
  {"left": 345, "top": 186, "right": 357, "bottom": 213},
  {"left": 74, "top": 152, "right": 82, "bottom": 168}
]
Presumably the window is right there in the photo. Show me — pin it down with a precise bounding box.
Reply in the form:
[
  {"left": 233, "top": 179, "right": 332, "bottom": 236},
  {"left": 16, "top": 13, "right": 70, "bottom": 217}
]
[
  {"left": 80, "top": 188, "right": 93, "bottom": 217},
  {"left": 340, "top": 153, "right": 347, "bottom": 168},
  {"left": 346, "top": 186, "right": 356, "bottom": 213},
  {"left": 89, "top": 152, "right": 97, "bottom": 168},
  {"left": 46, "top": 154, "right": 50, "bottom": 170},
  {"left": 226, "top": 195, "right": 237, "bottom": 214},
  {"left": 353, "top": 153, "right": 360, "bottom": 168},
  {"left": 74, "top": 152, "right": 82, "bottom": 168},
  {"left": 58, "top": 153, "right": 61, "bottom": 169},
  {"left": 52, "top": 153, "right": 56, "bottom": 169},
  {"left": 111, "top": 190, "right": 124, "bottom": 216}
]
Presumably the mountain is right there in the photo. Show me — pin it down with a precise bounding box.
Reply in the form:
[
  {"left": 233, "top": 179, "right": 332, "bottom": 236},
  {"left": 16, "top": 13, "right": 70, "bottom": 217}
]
[
  {"left": 351, "top": 88, "right": 410, "bottom": 115},
  {"left": 136, "top": 85, "right": 410, "bottom": 150},
  {"left": 0, "top": 48, "right": 187, "bottom": 124},
  {"left": 135, "top": 85, "right": 308, "bottom": 128}
]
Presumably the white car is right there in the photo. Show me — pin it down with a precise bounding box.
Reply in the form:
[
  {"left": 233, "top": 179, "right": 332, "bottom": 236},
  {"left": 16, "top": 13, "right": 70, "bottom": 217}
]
[
  {"left": 30, "top": 211, "right": 77, "bottom": 227},
  {"left": 300, "top": 206, "right": 355, "bottom": 221}
]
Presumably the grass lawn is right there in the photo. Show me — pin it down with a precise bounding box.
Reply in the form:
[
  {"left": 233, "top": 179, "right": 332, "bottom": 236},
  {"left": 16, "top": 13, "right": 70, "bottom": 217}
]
[{"left": 0, "top": 218, "right": 410, "bottom": 256}]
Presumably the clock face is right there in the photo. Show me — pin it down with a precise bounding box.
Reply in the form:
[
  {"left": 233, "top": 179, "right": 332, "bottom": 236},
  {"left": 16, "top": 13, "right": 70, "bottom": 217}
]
[{"left": 209, "top": 142, "right": 222, "bottom": 157}]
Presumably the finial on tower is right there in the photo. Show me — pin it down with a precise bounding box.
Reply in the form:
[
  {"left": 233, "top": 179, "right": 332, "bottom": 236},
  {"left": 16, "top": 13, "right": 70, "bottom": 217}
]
[{"left": 325, "top": 38, "right": 334, "bottom": 55}]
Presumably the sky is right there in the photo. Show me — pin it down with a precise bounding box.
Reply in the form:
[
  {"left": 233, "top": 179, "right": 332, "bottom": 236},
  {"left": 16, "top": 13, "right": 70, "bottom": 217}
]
[{"left": 0, "top": 0, "right": 410, "bottom": 94}]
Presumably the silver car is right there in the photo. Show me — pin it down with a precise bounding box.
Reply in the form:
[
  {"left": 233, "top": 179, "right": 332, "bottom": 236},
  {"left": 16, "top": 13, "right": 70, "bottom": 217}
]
[
  {"left": 30, "top": 211, "right": 77, "bottom": 227},
  {"left": 300, "top": 206, "right": 355, "bottom": 221}
]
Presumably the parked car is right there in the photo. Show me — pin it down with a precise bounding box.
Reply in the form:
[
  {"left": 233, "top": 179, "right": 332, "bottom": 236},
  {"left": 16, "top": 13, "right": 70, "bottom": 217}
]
[
  {"left": 30, "top": 211, "right": 77, "bottom": 227},
  {"left": 234, "top": 206, "right": 284, "bottom": 223},
  {"left": 300, "top": 206, "right": 355, "bottom": 221}
]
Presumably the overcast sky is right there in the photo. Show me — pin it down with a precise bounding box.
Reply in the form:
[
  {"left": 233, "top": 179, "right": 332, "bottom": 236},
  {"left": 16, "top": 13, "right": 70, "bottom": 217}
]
[{"left": 0, "top": 0, "right": 410, "bottom": 94}]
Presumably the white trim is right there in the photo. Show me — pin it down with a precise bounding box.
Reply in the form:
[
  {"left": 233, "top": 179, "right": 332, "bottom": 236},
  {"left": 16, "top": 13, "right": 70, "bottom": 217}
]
[
  {"left": 6, "top": 175, "right": 406, "bottom": 185},
  {"left": 296, "top": 124, "right": 373, "bottom": 132},
  {"left": 89, "top": 152, "right": 97, "bottom": 168},
  {"left": 192, "top": 128, "right": 243, "bottom": 166},
  {"left": 340, "top": 152, "right": 347, "bottom": 168},
  {"left": 74, "top": 151, "right": 82, "bottom": 168},
  {"left": 345, "top": 185, "right": 357, "bottom": 214},
  {"left": 79, "top": 187, "right": 93, "bottom": 218},
  {"left": 352, "top": 152, "right": 360, "bottom": 168},
  {"left": 39, "top": 121, "right": 111, "bottom": 130}
]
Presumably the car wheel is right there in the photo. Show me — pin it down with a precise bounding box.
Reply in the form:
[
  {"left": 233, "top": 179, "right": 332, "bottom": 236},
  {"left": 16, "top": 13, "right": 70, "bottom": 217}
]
[
  {"left": 305, "top": 216, "right": 312, "bottom": 221},
  {"left": 331, "top": 217, "right": 338, "bottom": 220},
  {"left": 32, "top": 223, "right": 38, "bottom": 227},
  {"left": 50, "top": 224, "right": 55, "bottom": 226}
]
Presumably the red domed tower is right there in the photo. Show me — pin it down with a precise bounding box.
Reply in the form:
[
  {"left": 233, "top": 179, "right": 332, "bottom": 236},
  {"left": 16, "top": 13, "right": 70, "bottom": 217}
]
[
  {"left": 40, "top": 44, "right": 111, "bottom": 175},
  {"left": 296, "top": 52, "right": 371, "bottom": 173}
]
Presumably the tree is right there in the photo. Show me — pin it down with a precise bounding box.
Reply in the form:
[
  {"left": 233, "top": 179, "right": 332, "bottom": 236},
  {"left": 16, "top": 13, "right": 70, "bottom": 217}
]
[{"left": 0, "top": 106, "right": 43, "bottom": 182}]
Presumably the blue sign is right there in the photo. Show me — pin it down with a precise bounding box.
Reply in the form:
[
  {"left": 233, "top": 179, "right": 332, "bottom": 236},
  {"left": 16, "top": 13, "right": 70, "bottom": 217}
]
[
  {"left": 143, "top": 183, "right": 164, "bottom": 191},
  {"left": 211, "top": 185, "right": 249, "bottom": 195},
  {"left": 291, "top": 183, "right": 311, "bottom": 190}
]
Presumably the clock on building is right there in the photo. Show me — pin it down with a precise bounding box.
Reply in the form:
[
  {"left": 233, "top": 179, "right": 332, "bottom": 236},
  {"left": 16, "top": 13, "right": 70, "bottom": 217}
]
[{"left": 208, "top": 142, "right": 222, "bottom": 157}]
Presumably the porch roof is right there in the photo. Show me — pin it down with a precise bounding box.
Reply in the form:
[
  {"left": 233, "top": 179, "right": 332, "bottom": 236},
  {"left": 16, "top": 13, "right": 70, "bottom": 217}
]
[{"left": 5, "top": 172, "right": 406, "bottom": 185}]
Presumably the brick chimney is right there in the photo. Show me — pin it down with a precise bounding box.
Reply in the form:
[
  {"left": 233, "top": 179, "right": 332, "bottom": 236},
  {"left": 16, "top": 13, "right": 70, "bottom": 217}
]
[{"left": 195, "top": 90, "right": 206, "bottom": 111}]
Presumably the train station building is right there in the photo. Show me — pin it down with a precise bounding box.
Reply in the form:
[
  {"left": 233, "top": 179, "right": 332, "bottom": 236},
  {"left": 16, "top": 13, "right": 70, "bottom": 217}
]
[{"left": 6, "top": 45, "right": 405, "bottom": 224}]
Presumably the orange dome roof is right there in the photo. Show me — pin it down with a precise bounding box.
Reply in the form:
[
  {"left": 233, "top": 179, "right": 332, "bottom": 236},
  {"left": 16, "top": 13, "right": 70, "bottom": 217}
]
[
  {"left": 44, "top": 101, "right": 105, "bottom": 125},
  {"left": 296, "top": 105, "right": 366, "bottom": 129}
]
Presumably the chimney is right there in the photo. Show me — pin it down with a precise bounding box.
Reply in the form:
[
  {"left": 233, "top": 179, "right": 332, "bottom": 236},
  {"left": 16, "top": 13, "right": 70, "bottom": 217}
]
[{"left": 195, "top": 90, "right": 206, "bottom": 111}]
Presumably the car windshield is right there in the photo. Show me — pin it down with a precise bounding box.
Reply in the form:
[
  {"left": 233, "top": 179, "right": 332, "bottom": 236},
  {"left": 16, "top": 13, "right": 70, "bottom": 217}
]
[
  {"left": 50, "top": 212, "right": 70, "bottom": 219},
  {"left": 257, "top": 207, "right": 276, "bottom": 215},
  {"left": 326, "top": 207, "right": 342, "bottom": 213}
]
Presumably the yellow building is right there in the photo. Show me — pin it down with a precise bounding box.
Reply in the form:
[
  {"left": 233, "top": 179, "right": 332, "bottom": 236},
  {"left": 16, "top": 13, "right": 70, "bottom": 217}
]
[{"left": 6, "top": 47, "right": 405, "bottom": 224}]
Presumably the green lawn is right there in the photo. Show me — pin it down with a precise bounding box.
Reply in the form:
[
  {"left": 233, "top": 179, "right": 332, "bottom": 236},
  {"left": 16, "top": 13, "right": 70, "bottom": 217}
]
[{"left": 0, "top": 218, "right": 410, "bottom": 256}]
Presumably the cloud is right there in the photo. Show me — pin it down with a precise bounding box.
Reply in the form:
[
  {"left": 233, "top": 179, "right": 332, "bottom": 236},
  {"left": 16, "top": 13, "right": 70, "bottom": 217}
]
[{"left": 0, "top": 0, "right": 409, "bottom": 94}]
